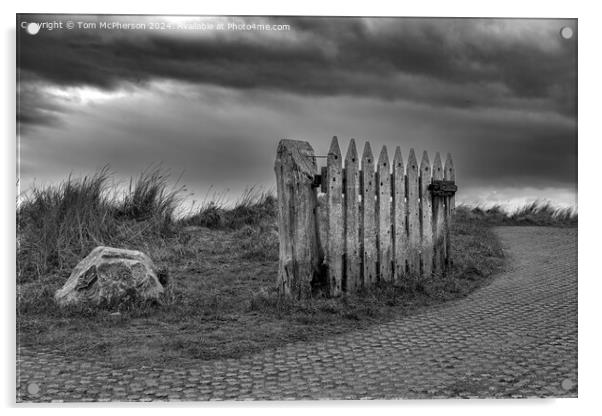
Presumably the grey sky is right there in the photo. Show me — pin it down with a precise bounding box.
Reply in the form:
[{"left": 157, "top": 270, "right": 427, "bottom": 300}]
[{"left": 17, "top": 15, "right": 577, "bottom": 209}]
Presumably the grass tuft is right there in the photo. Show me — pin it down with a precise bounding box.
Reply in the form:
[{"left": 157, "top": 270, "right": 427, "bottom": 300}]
[
  {"left": 116, "top": 168, "right": 182, "bottom": 228},
  {"left": 183, "top": 186, "right": 277, "bottom": 229},
  {"left": 17, "top": 167, "right": 182, "bottom": 283}
]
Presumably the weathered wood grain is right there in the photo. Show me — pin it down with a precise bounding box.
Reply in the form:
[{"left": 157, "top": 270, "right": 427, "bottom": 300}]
[
  {"left": 274, "top": 139, "right": 322, "bottom": 299},
  {"left": 392, "top": 146, "right": 407, "bottom": 284},
  {"left": 326, "top": 136, "right": 344, "bottom": 297},
  {"left": 344, "top": 139, "right": 361, "bottom": 292},
  {"left": 444, "top": 153, "right": 456, "bottom": 268},
  {"left": 419, "top": 151, "right": 433, "bottom": 277},
  {"left": 361, "top": 141, "right": 377, "bottom": 287},
  {"left": 406, "top": 149, "right": 420, "bottom": 276},
  {"left": 432, "top": 152, "right": 446, "bottom": 275},
  {"left": 377, "top": 146, "right": 392, "bottom": 282}
]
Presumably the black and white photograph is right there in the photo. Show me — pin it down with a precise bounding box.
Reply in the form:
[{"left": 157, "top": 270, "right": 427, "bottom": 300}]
[{"left": 15, "top": 12, "right": 578, "bottom": 403}]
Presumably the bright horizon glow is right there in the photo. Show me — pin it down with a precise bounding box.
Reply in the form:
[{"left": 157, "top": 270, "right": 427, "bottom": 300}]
[{"left": 43, "top": 85, "right": 129, "bottom": 105}]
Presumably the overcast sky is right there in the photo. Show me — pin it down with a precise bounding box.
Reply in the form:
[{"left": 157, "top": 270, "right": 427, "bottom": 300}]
[{"left": 17, "top": 15, "right": 577, "bottom": 210}]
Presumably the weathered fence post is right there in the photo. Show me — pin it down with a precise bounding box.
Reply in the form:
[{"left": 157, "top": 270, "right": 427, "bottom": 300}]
[
  {"left": 344, "top": 139, "right": 361, "bottom": 292},
  {"left": 326, "top": 137, "right": 344, "bottom": 297},
  {"left": 392, "top": 146, "right": 407, "bottom": 284},
  {"left": 274, "top": 139, "right": 323, "bottom": 299}
]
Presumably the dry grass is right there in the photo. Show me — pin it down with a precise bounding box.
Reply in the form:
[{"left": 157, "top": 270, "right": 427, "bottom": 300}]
[
  {"left": 182, "top": 186, "right": 277, "bottom": 229},
  {"left": 457, "top": 202, "right": 577, "bottom": 227},
  {"left": 17, "top": 167, "right": 182, "bottom": 283},
  {"left": 18, "top": 169, "right": 573, "bottom": 368}
]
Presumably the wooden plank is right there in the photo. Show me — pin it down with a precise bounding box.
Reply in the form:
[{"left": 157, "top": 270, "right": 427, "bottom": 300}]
[
  {"left": 377, "top": 146, "right": 392, "bottom": 282},
  {"left": 392, "top": 146, "right": 407, "bottom": 284},
  {"left": 432, "top": 152, "right": 446, "bottom": 276},
  {"left": 406, "top": 149, "right": 420, "bottom": 277},
  {"left": 444, "top": 153, "right": 456, "bottom": 268},
  {"left": 326, "top": 136, "right": 344, "bottom": 297},
  {"left": 274, "top": 139, "right": 322, "bottom": 299},
  {"left": 344, "top": 139, "right": 361, "bottom": 292},
  {"left": 360, "top": 141, "right": 377, "bottom": 287},
  {"left": 419, "top": 151, "right": 433, "bottom": 277}
]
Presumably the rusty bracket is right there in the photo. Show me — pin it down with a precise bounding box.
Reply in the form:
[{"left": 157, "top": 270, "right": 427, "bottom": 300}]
[
  {"left": 428, "top": 180, "right": 457, "bottom": 197},
  {"left": 312, "top": 167, "right": 329, "bottom": 192},
  {"left": 311, "top": 174, "right": 322, "bottom": 189}
]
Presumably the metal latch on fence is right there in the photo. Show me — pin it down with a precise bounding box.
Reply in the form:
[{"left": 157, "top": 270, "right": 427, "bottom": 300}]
[{"left": 428, "top": 180, "right": 457, "bottom": 197}]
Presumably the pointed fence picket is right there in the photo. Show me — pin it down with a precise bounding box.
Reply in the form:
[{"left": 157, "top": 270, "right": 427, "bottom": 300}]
[
  {"left": 444, "top": 153, "right": 456, "bottom": 268},
  {"left": 406, "top": 149, "right": 420, "bottom": 276},
  {"left": 392, "top": 147, "right": 406, "bottom": 284},
  {"left": 326, "top": 136, "right": 344, "bottom": 297},
  {"left": 419, "top": 151, "right": 433, "bottom": 277},
  {"left": 377, "top": 146, "right": 392, "bottom": 282},
  {"left": 432, "top": 153, "right": 446, "bottom": 275},
  {"left": 275, "top": 138, "right": 457, "bottom": 298},
  {"left": 361, "top": 142, "right": 377, "bottom": 287},
  {"left": 344, "top": 139, "right": 360, "bottom": 292}
]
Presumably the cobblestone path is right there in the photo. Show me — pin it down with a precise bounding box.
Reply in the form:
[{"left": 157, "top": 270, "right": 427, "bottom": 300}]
[{"left": 17, "top": 227, "right": 577, "bottom": 401}]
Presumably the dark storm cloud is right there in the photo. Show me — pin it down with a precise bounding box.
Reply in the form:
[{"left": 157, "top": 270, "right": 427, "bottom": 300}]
[
  {"left": 16, "top": 15, "right": 578, "bottom": 209},
  {"left": 17, "top": 15, "right": 576, "bottom": 128},
  {"left": 17, "top": 76, "right": 69, "bottom": 132}
]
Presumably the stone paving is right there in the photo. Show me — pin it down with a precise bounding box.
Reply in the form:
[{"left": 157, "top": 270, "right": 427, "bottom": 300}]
[{"left": 16, "top": 226, "right": 578, "bottom": 402}]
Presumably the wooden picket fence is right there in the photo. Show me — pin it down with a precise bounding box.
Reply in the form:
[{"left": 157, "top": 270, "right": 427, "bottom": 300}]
[{"left": 274, "top": 137, "right": 457, "bottom": 299}]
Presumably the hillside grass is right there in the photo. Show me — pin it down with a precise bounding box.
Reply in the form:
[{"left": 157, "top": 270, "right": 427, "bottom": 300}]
[{"left": 16, "top": 170, "right": 575, "bottom": 368}]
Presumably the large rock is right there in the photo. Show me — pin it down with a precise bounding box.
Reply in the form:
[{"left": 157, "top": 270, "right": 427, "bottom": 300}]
[{"left": 55, "top": 246, "right": 165, "bottom": 307}]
